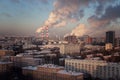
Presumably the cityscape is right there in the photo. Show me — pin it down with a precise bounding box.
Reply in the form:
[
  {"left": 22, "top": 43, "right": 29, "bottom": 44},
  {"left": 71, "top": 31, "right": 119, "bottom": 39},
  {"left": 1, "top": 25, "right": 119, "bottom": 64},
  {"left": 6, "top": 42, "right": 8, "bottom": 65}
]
[{"left": 0, "top": 0, "right": 120, "bottom": 80}]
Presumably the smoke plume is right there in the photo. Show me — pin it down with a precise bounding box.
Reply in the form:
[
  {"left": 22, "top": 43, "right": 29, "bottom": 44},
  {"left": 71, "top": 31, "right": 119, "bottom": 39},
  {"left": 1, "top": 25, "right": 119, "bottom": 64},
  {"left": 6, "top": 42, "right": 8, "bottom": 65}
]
[
  {"left": 36, "top": 0, "right": 120, "bottom": 37},
  {"left": 36, "top": 0, "right": 91, "bottom": 33}
]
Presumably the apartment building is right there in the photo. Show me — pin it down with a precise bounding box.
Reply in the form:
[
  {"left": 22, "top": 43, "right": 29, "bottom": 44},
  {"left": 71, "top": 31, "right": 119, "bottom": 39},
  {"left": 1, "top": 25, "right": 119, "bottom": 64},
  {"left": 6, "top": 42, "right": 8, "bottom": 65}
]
[
  {"left": 65, "top": 59, "right": 120, "bottom": 80},
  {"left": 59, "top": 44, "right": 80, "bottom": 55},
  {"left": 22, "top": 64, "right": 83, "bottom": 80}
]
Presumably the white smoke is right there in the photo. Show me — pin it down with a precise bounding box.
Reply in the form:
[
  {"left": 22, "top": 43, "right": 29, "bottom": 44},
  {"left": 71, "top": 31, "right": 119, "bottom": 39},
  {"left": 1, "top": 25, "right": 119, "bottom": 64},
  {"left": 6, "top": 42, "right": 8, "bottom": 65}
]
[
  {"left": 36, "top": 0, "right": 91, "bottom": 33},
  {"left": 71, "top": 24, "right": 88, "bottom": 37}
]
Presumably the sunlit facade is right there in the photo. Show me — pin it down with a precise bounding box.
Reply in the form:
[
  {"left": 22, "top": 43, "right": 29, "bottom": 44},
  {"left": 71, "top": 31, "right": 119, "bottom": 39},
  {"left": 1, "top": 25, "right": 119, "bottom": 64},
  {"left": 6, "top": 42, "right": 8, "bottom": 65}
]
[
  {"left": 22, "top": 64, "right": 83, "bottom": 80},
  {"left": 65, "top": 59, "right": 120, "bottom": 79}
]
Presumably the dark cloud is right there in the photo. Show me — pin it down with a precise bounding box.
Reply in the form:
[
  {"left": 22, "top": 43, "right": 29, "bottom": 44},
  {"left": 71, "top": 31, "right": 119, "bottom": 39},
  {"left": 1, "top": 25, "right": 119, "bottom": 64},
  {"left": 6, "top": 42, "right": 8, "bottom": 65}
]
[
  {"left": 95, "top": 0, "right": 117, "bottom": 16},
  {"left": 36, "top": 0, "right": 93, "bottom": 33},
  {"left": 95, "top": 4, "right": 104, "bottom": 15},
  {"left": 79, "top": 9, "right": 84, "bottom": 18},
  {"left": 102, "top": 5, "right": 120, "bottom": 21},
  {"left": 88, "top": 4, "right": 120, "bottom": 27}
]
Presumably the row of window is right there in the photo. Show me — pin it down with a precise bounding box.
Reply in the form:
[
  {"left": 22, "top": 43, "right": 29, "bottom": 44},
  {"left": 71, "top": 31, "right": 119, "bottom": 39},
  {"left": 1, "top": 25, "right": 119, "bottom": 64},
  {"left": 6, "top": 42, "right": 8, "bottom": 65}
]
[{"left": 65, "top": 62, "right": 120, "bottom": 78}]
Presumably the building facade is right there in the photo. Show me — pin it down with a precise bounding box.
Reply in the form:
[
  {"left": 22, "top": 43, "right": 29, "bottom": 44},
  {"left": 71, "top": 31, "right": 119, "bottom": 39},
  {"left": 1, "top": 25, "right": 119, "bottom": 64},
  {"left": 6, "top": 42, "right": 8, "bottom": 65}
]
[
  {"left": 106, "top": 31, "right": 115, "bottom": 46},
  {"left": 105, "top": 43, "right": 113, "bottom": 50},
  {"left": 65, "top": 59, "right": 120, "bottom": 80},
  {"left": 115, "top": 37, "right": 120, "bottom": 47},
  {"left": 59, "top": 44, "right": 80, "bottom": 55},
  {"left": 22, "top": 64, "right": 83, "bottom": 80},
  {"left": 64, "top": 35, "right": 78, "bottom": 44},
  {"left": 11, "top": 56, "right": 43, "bottom": 67}
]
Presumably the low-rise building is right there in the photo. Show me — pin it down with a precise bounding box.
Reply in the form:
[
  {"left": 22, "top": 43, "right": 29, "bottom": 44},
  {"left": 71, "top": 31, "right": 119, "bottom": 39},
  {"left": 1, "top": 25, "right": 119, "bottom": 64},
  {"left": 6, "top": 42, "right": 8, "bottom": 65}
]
[{"left": 22, "top": 64, "right": 83, "bottom": 80}]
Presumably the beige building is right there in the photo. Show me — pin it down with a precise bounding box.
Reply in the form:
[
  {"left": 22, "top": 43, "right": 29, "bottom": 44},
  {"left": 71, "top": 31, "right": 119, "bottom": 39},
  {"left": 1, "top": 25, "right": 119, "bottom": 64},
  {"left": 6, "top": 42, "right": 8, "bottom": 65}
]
[
  {"left": 22, "top": 64, "right": 83, "bottom": 80},
  {"left": 105, "top": 43, "right": 113, "bottom": 50},
  {"left": 59, "top": 44, "right": 80, "bottom": 55},
  {"left": 65, "top": 59, "right": 120, "bottom": 79}
]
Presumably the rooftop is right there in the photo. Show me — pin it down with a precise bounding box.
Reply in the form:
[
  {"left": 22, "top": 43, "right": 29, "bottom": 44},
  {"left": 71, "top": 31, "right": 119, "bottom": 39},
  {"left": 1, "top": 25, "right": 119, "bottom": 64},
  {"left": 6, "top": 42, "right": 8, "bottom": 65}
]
[
  {"left": 22, "top": 66, "right": 37, "bottom": 70},
  {"left": 58, "top": 70, "right": 83, "bottom": 76},
  {"left": 38, "top": 64, "right": 64, "bottom": 69},
  {"left": 0, "top": 62, "right": 13, "bottom": 64}
]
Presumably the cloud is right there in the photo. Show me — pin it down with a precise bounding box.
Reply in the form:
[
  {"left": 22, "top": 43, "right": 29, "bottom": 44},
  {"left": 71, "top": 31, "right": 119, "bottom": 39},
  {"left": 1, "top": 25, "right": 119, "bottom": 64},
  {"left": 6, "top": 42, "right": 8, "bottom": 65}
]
[
  {"left": 35, "top": 0, "right": 120, "bottom": 37},
  {"left": 36, "top": 0, "right": 92, "bottom": 33},
  {"left": 36, "top": 27, "right": 43, "bottom": 33},
  {"left": 54, "top": 21, "right": 67, "bottom": 28},
  {"left": 88, "top": 15, "right": 109, "bottom": 27},
  {"left": 88, "top": 4, "right": 120, "bottom": 28}
]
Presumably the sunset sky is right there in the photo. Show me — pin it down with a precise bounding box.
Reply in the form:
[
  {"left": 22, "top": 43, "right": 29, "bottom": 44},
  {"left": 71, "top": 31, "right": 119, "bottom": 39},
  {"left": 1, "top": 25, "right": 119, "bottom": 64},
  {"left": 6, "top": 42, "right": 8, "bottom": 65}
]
[{"left": 0, "top": 0, "right": 120, "bottom": 37}]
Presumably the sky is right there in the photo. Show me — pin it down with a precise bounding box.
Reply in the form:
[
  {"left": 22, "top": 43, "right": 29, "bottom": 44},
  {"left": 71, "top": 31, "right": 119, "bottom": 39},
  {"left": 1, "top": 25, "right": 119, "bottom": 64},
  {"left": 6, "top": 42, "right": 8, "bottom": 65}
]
[{"left": 0, "top": 0, "right": 120, "bottom": 38}]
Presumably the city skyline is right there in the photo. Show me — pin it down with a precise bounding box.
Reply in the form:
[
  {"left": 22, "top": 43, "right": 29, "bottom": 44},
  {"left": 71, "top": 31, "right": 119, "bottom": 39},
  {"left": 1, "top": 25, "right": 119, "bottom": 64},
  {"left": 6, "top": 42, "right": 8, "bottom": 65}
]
[{"left": 0, "top": 0, "right": 120, "bottom": 37}]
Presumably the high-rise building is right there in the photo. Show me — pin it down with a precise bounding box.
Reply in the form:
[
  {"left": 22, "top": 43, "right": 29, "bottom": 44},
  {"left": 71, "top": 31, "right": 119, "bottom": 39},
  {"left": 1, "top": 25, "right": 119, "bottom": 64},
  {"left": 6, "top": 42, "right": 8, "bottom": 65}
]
[{"left": 106, "top": 31, "right": 115, "bottom": 46}]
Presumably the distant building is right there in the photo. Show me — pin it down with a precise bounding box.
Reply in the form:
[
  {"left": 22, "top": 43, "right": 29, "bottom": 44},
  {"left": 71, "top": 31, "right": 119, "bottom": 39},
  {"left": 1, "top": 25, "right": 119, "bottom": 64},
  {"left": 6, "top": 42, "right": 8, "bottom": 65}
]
[
  {"left": 0, "top": 50, "right": 14, "bottom": 57},
  {"left": 22, "top": 64, "right": 83, "bottom": 80},
  {"left": 105, "top": 43, "right": 113, "bottom": 50},
  {"left": 11, "top": 56, "right": 44, "bottom": 67},
  {"left": 115, "top": 37, "right": 120, "bottom": 47},
  {"left": 83, "top": 35, "right": 93, "bottom": 44},
  {"left": 64, "top": 35, "right": 78, "bottom": 44},
  {"left": 59, "top": 44, "right": 80, "bottom": 55},
  {"left": 65, "top": 59, "right": 120, "bottom": 80},
  {"left": 91, "top": 37, "right": 105, "bottom": 45},
  {"left": 84, "top": 45, "right": 104, "bottom": 51},
  {"left": 106, "top": 31, "right": 115, "bottom": 46},
  {"left": 23, "top": 42, "right": 36, "bottom": 49}
]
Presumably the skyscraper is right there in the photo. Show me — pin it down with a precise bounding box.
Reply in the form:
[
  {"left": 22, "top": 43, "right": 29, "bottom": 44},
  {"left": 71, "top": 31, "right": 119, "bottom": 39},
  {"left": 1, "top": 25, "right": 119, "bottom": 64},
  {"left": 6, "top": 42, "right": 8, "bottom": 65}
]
[{"left": 106, "top": 31, "right": 115, "bottom": 46}]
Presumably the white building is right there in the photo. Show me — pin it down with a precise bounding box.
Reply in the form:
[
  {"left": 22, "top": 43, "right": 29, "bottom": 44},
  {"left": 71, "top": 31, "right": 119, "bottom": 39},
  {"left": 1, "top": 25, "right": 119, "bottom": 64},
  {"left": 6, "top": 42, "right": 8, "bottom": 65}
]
[
  {"left": 59, "top": 44, "right": 80, "bottom": 55},
  {"left": 65, "top": 59, "right": 120, "bottom": 80}
]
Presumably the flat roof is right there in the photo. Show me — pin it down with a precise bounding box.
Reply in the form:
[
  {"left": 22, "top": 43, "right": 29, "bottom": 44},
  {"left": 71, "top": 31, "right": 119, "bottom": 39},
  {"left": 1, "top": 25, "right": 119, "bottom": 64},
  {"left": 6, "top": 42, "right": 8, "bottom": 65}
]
[
  {"left": 22, "top": 66, "right": 37, "bottom": 70},
  {"left": 58, "top": 70, "right": 83, "bottom": 76},
  {"left": 38, "top": 64, "right": 64, "bottom": 69},
  {"left": 0, "top": 62, "right": 13, "bottom": 64}
]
